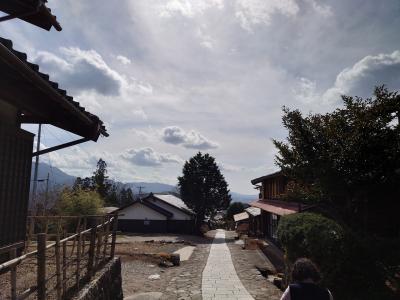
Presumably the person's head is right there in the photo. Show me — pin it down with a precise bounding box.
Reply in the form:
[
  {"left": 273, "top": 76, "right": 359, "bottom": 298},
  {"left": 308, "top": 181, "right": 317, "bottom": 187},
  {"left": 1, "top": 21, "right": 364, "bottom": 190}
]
[{"left": 291, "top": 258, "right": 321, "bottom": 283}]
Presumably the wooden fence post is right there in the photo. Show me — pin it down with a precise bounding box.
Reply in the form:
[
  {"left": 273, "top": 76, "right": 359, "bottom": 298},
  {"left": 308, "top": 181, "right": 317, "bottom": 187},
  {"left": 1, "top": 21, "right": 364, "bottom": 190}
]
[
  {"left": 10, "top": 248, "right": 17, "bottom": 300},
  {"left": 55, "top": 234, "right": 62, "bottom": 300},
  {"left": 110, "top": 215, "right": 118, "bottom": 258},
  {"left": 76, "top": 232, "right": 82, "bottom": 289},
  {"left": 37, "top": 233, "right": 47, "bottom": 300},
  {"left": 62, "top": 239, "right": 67, "bottom": 296},
  {"left": 87, "top": 227, "right": 96, "bottom": 277}
]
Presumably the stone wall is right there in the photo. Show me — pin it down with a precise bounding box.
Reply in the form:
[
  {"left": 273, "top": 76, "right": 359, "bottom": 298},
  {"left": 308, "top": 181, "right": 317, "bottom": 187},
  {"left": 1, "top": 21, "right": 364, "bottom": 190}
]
[{"left": 73, "top": 257, "right": 123, "bottom": 300}]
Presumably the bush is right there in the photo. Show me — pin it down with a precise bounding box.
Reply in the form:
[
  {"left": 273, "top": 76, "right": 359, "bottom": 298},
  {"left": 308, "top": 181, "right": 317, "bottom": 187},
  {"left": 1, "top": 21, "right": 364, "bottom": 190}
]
[
  {"left": 57, "top": 188, "right": 104, "bottom": 216},
  {"left": 277, "top": 212, "right": 397, "bottom": 299}
]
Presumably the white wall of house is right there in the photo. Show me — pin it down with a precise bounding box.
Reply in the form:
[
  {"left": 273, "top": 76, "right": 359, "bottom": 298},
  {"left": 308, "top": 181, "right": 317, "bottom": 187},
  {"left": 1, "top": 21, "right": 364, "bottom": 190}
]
[
  {"left": 119, "top": 202, "right": 167, "bottom": 220},
  {"left": 149, "top": 198, "right": 192, "bottom": 220}
]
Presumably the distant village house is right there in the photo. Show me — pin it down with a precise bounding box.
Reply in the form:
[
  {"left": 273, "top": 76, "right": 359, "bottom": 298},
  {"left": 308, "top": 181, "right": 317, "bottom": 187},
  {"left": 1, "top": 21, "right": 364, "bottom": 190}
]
[{"left": 117, "top": 193, "right": 195, "bottom": 234}]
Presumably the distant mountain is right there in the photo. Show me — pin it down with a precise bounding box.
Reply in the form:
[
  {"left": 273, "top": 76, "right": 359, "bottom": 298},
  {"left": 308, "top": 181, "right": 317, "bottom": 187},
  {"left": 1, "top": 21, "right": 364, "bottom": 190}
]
[
  {"left": 230, "top": 192, "right": 257, "bottom": 204},
  {"left": 31, "top": 162, "right": 75, "bottom": 187},
  {"left": 124, "top": 182, "right": 177, "bottom": 194},
  {"left": 30, "top": 163, "right": 256, "bottom": 201}
]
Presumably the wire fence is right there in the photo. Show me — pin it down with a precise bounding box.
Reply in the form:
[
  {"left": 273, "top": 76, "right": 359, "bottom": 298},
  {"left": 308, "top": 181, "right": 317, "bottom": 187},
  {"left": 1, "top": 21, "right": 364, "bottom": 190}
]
[{"left": 0, "top": 214, "right": 118, "bottom": 300}]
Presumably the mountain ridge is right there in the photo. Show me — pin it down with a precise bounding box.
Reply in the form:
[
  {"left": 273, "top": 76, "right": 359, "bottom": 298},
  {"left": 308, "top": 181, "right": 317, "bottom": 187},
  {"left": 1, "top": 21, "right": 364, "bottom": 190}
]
[{"left": 31, "top": 162, "right": 257, "bottom": 203}]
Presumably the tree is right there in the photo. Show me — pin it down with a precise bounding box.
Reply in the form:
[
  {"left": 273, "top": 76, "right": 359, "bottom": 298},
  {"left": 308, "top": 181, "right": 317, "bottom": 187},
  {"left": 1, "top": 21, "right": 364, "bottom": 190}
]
[
  {"left": 57, "top": 188, "right": 103, "bottom": 216},
  {"left": 226, "top": 202, "right": 246, "bottom": 220},
  {"left": 119, "top": 187, "right": 134, "bottom": 206},
  {"left": 273, "top": 86, "right": 400, "bottom": 234},
  {"left": 92, "top": 158, "right": 111, "bottom": 199},
  {"left": 178, "top": 152, "right": 231, "bottom": 231}
]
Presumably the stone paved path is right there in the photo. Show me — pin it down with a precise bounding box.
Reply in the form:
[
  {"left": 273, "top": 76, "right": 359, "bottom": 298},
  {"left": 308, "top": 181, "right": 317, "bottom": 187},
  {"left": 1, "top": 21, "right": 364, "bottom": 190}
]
[{"left": 202, "top": 230, "right": 254, "bottom": 300}]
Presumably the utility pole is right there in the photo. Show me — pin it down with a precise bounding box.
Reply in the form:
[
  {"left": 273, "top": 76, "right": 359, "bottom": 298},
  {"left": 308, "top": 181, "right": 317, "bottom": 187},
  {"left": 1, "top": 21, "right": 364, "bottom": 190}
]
[
  {"left": 32, "top": 123, "right": 42, "bottom": 213},
  {"left": 137, "top": 186, "right": 145, "bottom": 200}
]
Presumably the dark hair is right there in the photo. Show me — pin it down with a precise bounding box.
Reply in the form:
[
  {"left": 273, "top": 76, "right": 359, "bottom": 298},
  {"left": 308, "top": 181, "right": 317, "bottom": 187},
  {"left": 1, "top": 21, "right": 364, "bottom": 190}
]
[{"left": 291, "top": 258, "right": 321, "bottom": 283}]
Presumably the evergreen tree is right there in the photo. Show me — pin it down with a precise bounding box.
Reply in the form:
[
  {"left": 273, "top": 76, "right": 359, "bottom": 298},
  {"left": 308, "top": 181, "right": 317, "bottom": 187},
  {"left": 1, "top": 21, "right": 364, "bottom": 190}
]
[
  {"left": 92, "top": 159, "right": 111, "bottom": 200},
  {"left": 178, "top": 152, "right": 231, "bottom": 231}
]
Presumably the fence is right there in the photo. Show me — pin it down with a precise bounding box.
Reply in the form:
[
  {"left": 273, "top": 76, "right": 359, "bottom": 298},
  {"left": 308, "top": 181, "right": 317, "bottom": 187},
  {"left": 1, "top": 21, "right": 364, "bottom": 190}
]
[{"left": 0, "top": 214, "right": 118, "bottom": 300}]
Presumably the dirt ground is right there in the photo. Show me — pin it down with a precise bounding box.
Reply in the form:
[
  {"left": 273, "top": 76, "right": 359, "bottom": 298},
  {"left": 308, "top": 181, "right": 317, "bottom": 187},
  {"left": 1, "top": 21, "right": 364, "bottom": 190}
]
[{"left": 115, "top": 233, "right": 213, "bottom": 299}]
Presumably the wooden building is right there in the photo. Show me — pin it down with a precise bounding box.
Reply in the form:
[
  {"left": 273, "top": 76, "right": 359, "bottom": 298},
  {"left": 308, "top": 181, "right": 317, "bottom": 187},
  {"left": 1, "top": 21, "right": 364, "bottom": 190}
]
[
  {"left": 0, "top": 36, "right": 107, "bottom": 248},
  {"left": 250, "top": 171, "right": 307, "bottom": 242},
  {"left": 117, "top": 193, "right": 195, "bottom": 234}
]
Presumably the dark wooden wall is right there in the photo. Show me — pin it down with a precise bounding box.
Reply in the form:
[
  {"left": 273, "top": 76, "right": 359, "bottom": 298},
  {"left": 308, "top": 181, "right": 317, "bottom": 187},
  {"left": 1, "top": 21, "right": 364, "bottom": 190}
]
[{"left": 0, "top": 124, "right": 33, "bottom": 247}]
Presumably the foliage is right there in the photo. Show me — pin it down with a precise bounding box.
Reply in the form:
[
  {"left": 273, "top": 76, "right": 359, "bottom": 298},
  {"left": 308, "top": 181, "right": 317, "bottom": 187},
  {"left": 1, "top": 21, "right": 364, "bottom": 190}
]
[
  {"left": 57, "top": 188, "right": 104, "bottom": 216},
  {"left": 226, "top": 202, "right": 246, "bottom": 220},
  {"left": 273, "top": 86, "right": 400, "bottom": 234},
  {"left": 92, "top": 158, "right": 112, "bottom": 200},
  {"left": 277, "top": 212, "right": 397, "bottom": 299},
  {"left": 178, "top": 152, "right": 231, "bottom": 231},
  {"left": 72, "top": 158, "right": 123, "bottom": 206},
  {"left": 119, "top": 187, "right": 134, "bottom": 206}
]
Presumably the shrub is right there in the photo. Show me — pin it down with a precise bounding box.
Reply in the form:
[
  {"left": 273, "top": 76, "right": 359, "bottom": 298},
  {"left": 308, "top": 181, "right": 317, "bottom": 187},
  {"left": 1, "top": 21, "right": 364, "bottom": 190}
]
[{"left": 57, "top": 188, "right": 103, "bottom": 216}]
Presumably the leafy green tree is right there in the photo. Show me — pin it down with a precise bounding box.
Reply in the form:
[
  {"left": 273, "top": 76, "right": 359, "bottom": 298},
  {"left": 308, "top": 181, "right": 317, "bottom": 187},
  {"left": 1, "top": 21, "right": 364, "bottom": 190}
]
[
  {"left": 226, "top": 202, "right": 246, "bottom": 220},
  {"left": 178, "top": 152, "right": 231, "bottom": 231},
  {"left": 92, "top": 158, "right": 111, "bottom": 199},
  {"left": 57, "top": 188, "right": 103, "bottom": 216},
  {"left": 273, "top": 86, "right": 400, "bottom": 234}
]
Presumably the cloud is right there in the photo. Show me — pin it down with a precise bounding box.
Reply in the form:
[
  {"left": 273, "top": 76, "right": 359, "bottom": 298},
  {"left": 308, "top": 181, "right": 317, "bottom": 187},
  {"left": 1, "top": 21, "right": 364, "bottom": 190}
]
[
  {"left": 121, "top": 147, "right": 183, "bottom": 166},
  {"left": 160, "top": 0, "right": 224, "bottom": 18},
  {"left": 116, "top": 55, "right": 131, "bottom": 65},
  {"left": 292, "top": 77, "right": 318, "bottom": 104},
  {"left": 323, "top": 50, "right": 400, "bottom": 103},
  {"left": 161, "top": 126, "right": 219, "bottom": 149},
  {"left": 34, "top": 47, "right": 126, "bottom": 96},
  {"left": 235, "top": 0, "right": 300, "bottom": 31}
]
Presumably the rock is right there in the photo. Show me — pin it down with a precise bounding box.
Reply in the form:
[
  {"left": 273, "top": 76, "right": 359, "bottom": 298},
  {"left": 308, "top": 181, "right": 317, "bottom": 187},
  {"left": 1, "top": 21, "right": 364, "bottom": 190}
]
[
  {"left": 159, "top": 260, "right": 174, "bottom": 268},
  {"left": 148, "top": 274, "right": 160, "bottom": 280},
  {"left": 170, "top": 253, "right": 180, "bottom": 266}
]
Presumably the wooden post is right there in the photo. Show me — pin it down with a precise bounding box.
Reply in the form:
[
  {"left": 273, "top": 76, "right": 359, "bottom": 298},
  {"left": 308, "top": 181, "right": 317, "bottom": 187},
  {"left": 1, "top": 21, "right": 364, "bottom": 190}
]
[
  {"left": 110, "top": 215, "right": 118, "bottom": 258},
  {"left": 103, "top": 217, "right": 110, "bottom": 258},
  {"left": 37, "top": 233, "right": 47, "bottom": 300},
  {"left": 95, "top": 223, "right": 103, "bottom": 267},
  {"left": 10, "top": 248, "right": 17, "bottom": 300},
  {"left": 55, "top": 234, "right": 62, "bottom": 300},
  {"left": 62, "top": 239, "right": 67, "bottom": 296},
  {"left": 87, "top": 227, "right": 96, "bottom": 277},
  {"left": 76, "top": 232, "right": 82, "bottom": 289}
]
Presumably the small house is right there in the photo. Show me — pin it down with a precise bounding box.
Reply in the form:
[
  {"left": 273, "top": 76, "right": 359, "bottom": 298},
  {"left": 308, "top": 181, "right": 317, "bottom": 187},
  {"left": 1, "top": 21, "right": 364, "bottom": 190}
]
[
  {"left": 117, "top": 193, "right": 195, "bottom": 234},
  {"left": 250, "top": 171, "right": 308, "bottom": 242}
]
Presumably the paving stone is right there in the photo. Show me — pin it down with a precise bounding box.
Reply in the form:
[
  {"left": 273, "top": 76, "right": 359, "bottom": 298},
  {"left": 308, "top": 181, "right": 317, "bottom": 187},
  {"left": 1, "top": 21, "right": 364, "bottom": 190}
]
[{"left": 201, "top": 230, "right": 254, "bottom": 300}]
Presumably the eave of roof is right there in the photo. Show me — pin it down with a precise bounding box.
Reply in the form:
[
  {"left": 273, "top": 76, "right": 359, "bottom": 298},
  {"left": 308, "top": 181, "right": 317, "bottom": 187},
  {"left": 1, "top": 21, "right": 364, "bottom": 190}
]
[
  {"left": 0, "top": 0, "right": 62, "bottom": 31},
  {"left": 117, "top": 200, "right": 173, "bottom": 218},
  {"left": 251, "top": 170, "right": 284, "bottom": 185},
  {"left": 144, "top": 193, "right": 194, "bottom": 216},
  {"left": 250, "top": 199, "right": 307, "bottom": 216},
  {"left": 0, "top": 37, "right": 107, "bottom": 141}
]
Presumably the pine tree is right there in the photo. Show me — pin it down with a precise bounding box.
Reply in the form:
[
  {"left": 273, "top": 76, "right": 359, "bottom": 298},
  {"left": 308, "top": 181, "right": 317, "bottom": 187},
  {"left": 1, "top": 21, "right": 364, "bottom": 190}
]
[{"left": 178, "top": 152, "right": 231, "bottom": 231}]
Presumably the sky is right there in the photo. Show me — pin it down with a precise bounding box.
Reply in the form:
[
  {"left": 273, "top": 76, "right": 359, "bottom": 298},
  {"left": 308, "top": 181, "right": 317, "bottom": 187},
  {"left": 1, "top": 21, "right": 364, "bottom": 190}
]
[{"left": 1, "top": 0, "right": 400, "bottom": 194}]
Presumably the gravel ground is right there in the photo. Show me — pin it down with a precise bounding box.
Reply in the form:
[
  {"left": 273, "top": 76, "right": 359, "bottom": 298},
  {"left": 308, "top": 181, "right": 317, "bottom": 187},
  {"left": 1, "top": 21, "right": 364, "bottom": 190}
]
[
  {"left": 225, "top": 232, "right": 283, "bottom": 300},
  {"left": 118, "top": 234, "right": 213, "bottom": 299}
]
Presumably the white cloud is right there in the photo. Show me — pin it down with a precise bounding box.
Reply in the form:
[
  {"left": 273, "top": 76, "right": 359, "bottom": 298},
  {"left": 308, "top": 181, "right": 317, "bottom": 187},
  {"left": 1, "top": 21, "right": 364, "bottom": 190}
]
[
  {"left": 235, "top": 0, "right": 299, "bottom": 31},
  {"left": 323, "top": 50, "right": 400, "bottom": 103},
  {"left": 116, "top": 55, "right": 131, "bottom": 65},
  {"left": 121, "top": 147, "right": 183, "bottom": 166},
  {"left": 292, "top": 77, "right": 318, "bottom": 104},
  {"left": 35, "top": 47, "right": 126, "bottom": 96},
  {"left": 160, "top": 0, "right": 224, "bottom": 18},
  {"left": 161, "top": 126, "right": 219, "bottom": 149}
]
